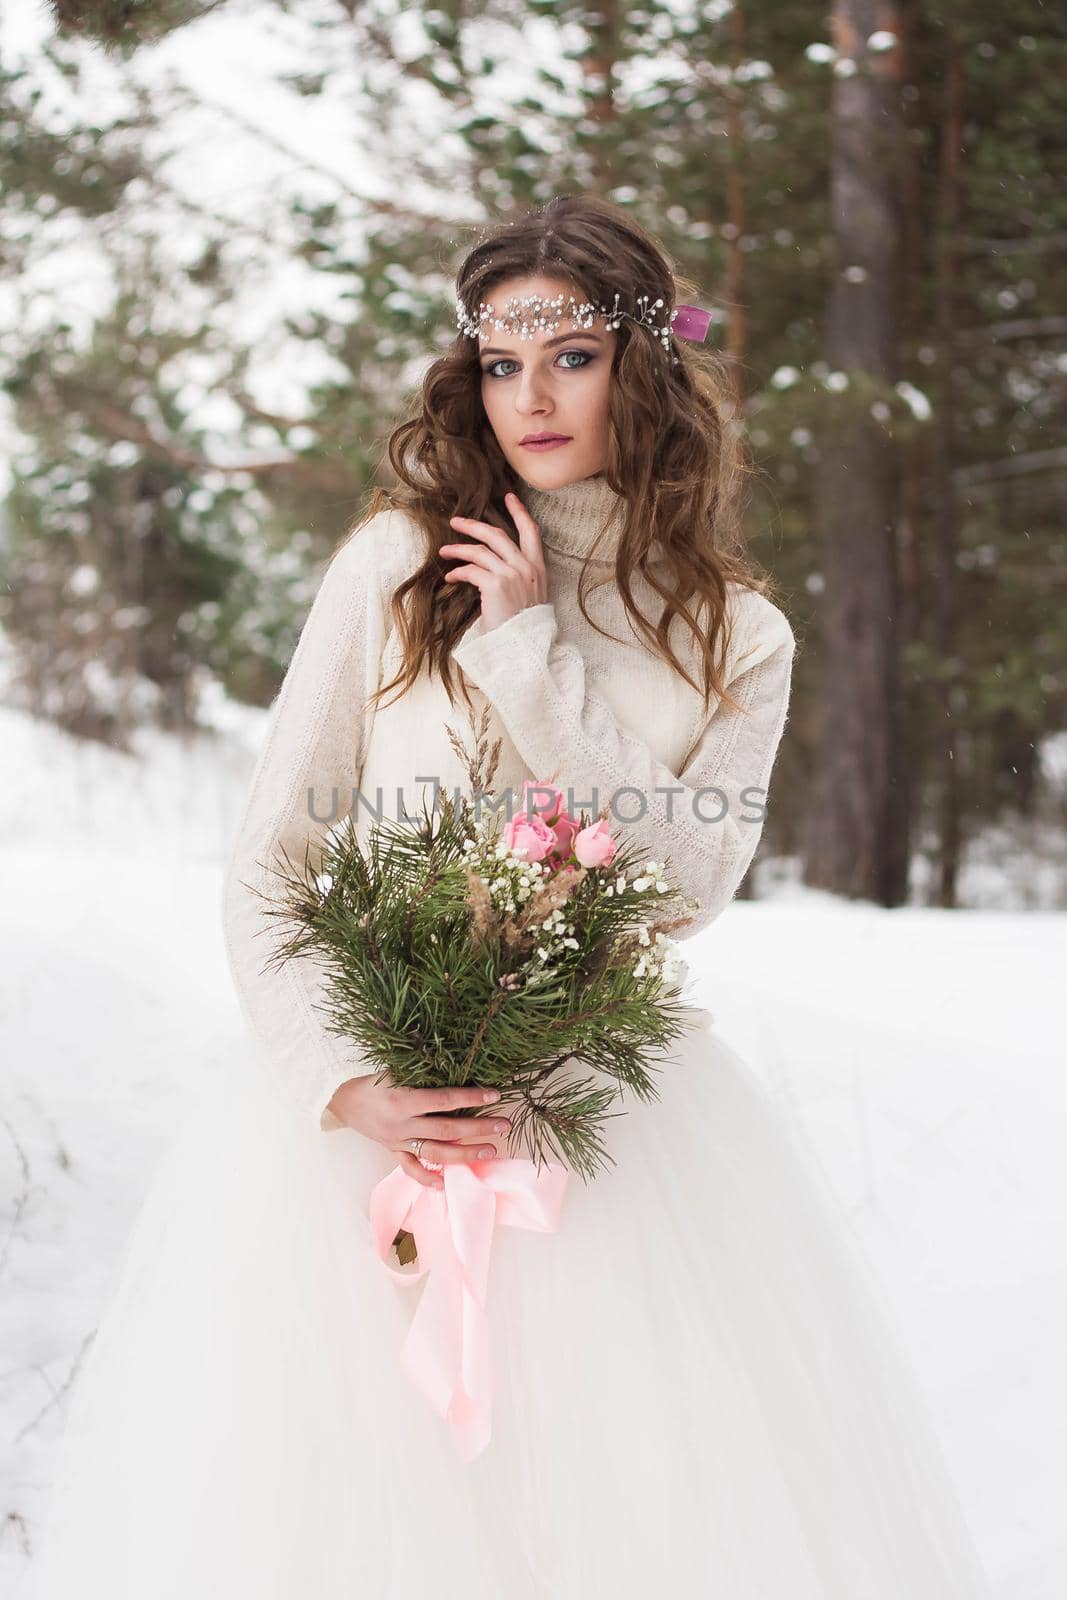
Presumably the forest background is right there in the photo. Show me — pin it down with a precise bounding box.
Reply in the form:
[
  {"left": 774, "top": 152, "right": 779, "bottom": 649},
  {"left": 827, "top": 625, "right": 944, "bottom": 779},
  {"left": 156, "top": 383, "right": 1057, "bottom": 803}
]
[{"left": 1, "top": 0, "right": 1065, "bottom": 910}]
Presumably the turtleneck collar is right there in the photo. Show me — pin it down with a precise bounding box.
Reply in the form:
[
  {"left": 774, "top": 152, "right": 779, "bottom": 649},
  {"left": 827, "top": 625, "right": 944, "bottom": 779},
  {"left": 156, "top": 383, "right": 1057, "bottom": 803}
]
[{"left": 515, "top": 471, "right": 628, "bottom": 566}]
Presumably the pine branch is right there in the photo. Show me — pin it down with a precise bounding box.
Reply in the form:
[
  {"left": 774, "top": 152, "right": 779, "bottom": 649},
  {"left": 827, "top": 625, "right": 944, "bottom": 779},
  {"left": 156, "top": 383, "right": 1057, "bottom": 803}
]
[
  {"left": 253, "top": 786, "right": 701, "bottom": 1178},
  {"left": 504, "top": 1069, "right": 624, "bottom": 1182}
]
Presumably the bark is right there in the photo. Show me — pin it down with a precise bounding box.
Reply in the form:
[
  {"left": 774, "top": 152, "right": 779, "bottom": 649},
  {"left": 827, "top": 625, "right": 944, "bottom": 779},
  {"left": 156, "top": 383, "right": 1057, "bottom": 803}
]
[
  {"left": 930, "top": 26, "right": 966, "bottom": 907},
  {"left": 804, "top": 0, "right": 906, "bottom": 902}
]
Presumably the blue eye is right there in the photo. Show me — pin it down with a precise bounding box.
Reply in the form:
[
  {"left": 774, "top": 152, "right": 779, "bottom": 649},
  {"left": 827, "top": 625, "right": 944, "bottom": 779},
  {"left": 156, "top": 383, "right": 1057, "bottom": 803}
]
[{"left": 482, "top": 350, "right": 594, "bottom": 379}]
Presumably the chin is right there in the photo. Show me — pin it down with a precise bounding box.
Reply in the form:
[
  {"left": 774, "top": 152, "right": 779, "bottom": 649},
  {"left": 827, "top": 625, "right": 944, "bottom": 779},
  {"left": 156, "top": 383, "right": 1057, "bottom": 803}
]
[{"left": 514, "top": 455, "right": 603, "bottom": 489}]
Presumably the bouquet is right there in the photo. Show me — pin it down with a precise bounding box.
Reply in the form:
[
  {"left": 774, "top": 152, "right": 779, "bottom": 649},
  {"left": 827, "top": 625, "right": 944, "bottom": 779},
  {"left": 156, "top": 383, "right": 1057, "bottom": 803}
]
[{"left": 255, "top": 710, "right": 701, "bottom": 1457}]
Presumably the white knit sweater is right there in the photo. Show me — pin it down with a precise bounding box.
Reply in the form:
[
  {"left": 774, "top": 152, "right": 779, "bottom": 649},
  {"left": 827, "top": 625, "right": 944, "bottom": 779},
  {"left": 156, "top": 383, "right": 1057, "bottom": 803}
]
[{"left": 222, "top": 472, "right": 796, "bottom": 1132}]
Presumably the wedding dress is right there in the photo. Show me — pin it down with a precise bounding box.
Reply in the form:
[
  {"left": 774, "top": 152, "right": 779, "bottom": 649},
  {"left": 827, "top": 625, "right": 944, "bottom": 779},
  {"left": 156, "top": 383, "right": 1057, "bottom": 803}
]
[{"left": 25, "top": 473, "right": 994, "bottom": 1598}]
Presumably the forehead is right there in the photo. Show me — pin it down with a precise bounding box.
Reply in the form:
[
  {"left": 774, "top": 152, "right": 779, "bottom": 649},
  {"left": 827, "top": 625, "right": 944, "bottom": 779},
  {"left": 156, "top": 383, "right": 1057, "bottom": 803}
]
[{"left": 475, "top": 286, "right": 611, "bottom": 352}]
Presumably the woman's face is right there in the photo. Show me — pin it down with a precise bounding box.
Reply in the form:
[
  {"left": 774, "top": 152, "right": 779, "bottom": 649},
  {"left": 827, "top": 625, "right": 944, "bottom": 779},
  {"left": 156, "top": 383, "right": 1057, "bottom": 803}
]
[{"left": 476, "top": 273, "right": 616, "bottom": 488}]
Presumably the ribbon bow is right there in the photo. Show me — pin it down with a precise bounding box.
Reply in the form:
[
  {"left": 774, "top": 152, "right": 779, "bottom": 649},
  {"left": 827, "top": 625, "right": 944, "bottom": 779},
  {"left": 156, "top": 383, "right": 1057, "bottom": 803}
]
[{"left": 368, "top": 1155, "right": 570, "bottom": 1461}]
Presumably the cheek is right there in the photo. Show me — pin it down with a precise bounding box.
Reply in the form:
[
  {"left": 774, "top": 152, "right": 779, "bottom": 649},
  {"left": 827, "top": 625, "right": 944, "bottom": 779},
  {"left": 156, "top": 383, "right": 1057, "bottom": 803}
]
[
  {"left": 583, "top": 364, "right": 613, "bottom": 430},
  {"left": 480, "top": 377, "right": 503, "bottom": 422}
]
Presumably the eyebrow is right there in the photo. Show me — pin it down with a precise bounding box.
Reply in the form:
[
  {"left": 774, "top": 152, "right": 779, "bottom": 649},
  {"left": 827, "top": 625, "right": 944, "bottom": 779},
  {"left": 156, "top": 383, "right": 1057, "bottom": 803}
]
[{"left": 478, "top": 331, "right": 604, "bottom": 358}]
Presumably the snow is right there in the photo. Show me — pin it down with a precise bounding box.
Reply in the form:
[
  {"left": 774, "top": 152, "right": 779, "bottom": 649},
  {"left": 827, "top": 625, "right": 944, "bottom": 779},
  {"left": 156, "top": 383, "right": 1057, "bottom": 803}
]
[
  {"left": 2, "top": 0, "right": 1063, "bottom": 1584},
  {"left": 1, "top": 700, "right": 1064, "bottom": 1597}
]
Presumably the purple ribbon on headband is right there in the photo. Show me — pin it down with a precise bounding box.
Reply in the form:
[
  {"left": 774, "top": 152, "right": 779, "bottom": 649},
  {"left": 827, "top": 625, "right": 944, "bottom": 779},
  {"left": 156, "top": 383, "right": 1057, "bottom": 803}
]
[{"left": 672, "top": 304, "right": 712, "bottom": 342}]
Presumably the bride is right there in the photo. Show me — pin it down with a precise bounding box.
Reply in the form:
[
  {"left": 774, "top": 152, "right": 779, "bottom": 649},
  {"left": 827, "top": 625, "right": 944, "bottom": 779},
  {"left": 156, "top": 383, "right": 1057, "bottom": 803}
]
[{"left": 27, "top": 194, "right": 993, "bottom": 1598}]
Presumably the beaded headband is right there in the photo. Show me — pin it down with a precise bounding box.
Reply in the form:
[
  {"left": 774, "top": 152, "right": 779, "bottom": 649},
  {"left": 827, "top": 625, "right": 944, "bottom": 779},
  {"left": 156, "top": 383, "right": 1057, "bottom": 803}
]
[{"left": 455, "top": 291, "right": 712, "bottom": 358}]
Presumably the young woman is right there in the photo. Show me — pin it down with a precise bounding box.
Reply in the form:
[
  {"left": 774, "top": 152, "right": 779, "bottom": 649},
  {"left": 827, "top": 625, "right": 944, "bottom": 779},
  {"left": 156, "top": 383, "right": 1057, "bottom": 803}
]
[{"left": 29, "top": 196, "right": 993, "bottom": 1598}]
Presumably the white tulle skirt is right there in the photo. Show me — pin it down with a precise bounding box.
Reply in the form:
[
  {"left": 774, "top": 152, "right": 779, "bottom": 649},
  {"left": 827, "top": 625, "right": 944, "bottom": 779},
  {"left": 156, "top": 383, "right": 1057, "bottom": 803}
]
[{"left": 26, "top": 1006, "right": 993, "bottom": 1599}]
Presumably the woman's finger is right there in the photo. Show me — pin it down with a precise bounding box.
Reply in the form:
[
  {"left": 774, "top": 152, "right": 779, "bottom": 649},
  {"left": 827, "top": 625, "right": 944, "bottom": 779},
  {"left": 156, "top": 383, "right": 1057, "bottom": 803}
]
[
  {"left": 408, "top": 1137, "right": 502, "bottom": 1165},
  {"left": 447, "top": 516, "right": 520, "bottom": 564},
  {"left": 442, "top": 563, "right": 487, "bottom": 589},
  {"left": 503, "top": 492, "right": 545, "bottom": 566},
  {"left": 398, "top": 1150, "right": 443, "bottom": 1189},
  {"left": 405, "top": 1114, "right": 510, "bottom": 1143},
  {"left": 439, "top": 541, "right": 511, "bottom": 573},
  {"left": 447, "top": 518, "right": 539, "bottom": 584},
  {"left": 398, "top": 1085, "right": 503, "bottom": 1114}
]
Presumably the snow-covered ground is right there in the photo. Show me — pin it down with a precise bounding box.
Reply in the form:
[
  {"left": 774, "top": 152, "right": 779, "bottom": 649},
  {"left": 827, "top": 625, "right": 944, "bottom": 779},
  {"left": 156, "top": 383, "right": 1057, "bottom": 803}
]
[{"left": 2, "top": 702, "right": 1065, "bottom": 1598}]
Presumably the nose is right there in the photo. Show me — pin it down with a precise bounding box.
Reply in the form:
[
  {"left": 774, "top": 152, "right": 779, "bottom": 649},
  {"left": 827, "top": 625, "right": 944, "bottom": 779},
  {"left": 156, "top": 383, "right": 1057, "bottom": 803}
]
[{"left": 513, "top": 366, "right": 554, "bottom": 415}]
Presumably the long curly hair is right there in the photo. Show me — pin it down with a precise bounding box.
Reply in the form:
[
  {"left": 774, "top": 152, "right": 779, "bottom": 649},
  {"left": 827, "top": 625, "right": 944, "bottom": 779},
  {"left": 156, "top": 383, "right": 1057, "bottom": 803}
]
[{"left": 343, "top": 194, "right": 778, "bottom": 718}]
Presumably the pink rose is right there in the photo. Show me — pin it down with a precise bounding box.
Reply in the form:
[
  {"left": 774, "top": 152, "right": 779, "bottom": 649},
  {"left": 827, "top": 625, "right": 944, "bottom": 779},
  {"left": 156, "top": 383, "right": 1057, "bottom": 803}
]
[
  {"left": 572, "top": 817, "right": 618, "bottom": 869},
  {"left": 519, "top": 779, "right": 567, "bottom": 823},
  {"left": 503, "top": 810, "right": 556, "bottom": 862},
  {"left": 550, "top": 811, "right": 578, "bottom": 860}
]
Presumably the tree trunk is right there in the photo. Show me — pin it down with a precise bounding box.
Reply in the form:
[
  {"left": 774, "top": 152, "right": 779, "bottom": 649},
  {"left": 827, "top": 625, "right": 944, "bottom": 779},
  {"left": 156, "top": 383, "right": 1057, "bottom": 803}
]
[
  {"left": 722, "top": 0, "right": 748, "bottom": 406},
  {"left": 886, "top": 0, "right": 925, "bottom": 906},
  {"left": 930, "top": 26, "right": 966, "bottom": 908},
  {"left": 804, "top": 0, "right": 907, "bottom": 902}
]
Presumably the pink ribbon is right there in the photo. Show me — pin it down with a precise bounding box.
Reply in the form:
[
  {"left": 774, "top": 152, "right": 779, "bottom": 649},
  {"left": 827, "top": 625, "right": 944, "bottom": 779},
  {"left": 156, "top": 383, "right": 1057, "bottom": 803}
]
[{"left": 368, "top": 1155, "right": 569, "bottom": 1461}]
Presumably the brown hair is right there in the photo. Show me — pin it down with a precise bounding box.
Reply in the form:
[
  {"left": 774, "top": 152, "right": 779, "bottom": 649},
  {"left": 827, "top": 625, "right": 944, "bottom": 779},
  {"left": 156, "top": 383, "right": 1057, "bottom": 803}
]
[{"left": 342, "top": 194, "right": 779, "bottom": 718}]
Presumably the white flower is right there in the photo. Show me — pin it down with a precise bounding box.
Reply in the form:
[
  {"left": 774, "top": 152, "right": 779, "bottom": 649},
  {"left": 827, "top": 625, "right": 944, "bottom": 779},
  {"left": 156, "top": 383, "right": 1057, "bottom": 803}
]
[
  {"left": 633, "top": 876, "right": 650, "bottom": 892},
  {"left": 656, "top": 881, "right": 669, "bottom": 893}
]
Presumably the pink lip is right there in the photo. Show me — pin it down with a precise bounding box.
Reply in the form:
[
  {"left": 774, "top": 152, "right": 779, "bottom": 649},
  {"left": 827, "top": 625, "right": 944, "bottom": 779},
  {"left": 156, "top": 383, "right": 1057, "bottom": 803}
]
[{"left": 521, "top": 436, "right": 572, "bottom": 451}]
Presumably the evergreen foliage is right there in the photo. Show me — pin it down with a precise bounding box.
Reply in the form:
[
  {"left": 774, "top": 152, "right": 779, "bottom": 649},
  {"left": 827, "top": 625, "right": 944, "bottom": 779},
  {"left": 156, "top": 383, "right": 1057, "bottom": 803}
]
[
  {"left": 257, "top": 781, "right": 698, "bottom": 1182},
  {"left": 2, "top": 2, "right": 1063, "bottom": 900}
]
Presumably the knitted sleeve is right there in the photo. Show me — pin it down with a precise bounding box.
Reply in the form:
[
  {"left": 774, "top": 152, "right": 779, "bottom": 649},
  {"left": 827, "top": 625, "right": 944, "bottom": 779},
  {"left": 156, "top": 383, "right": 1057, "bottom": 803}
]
[
  {"left": 450, "top": 589, "right": 796, "bottom": 941},
  {"left": 221, "top": 510, "right": 419, "bottom": 1132}
]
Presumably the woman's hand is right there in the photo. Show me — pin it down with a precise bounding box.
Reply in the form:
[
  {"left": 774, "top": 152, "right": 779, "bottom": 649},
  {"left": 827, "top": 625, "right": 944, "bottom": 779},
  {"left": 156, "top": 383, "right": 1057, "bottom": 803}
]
[
  {"left": 439, "top": 490, "right": 548, "bottom": 632},
  {"left": 326, "top": 1077, "right": 512, "bottom": 1190}
]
